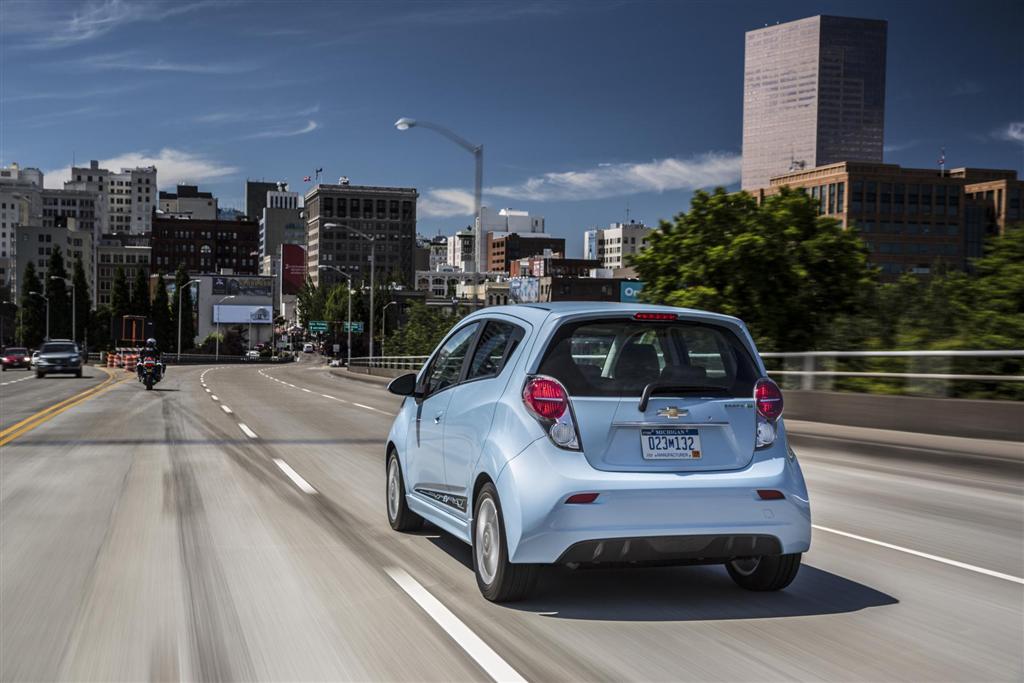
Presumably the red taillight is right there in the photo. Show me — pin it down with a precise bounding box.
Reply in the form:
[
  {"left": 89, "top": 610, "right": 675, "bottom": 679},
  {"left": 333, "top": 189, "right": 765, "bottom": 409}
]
[
  {"left": 754, "top": 378, "right": 784, "bottom": 421},
  {"left": 523, "top": 376, "right": 568, "bottom": 421},
  {"left": 565, "top": 493, "right": 599, "bottom": 504},
  {"left": 633, "top": 312, "right": 677, "bottom": 321},
  {"left": 144, "top": 359, "right": 155, "bottom": 367}
]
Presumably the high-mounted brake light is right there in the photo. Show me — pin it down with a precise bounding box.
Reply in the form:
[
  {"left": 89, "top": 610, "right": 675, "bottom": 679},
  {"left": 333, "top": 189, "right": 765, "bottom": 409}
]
[
  {"left": 633, "top": 312, "right": 677, "bottom": 321},
  {"left": 754, "top": 378, "right": 784, "bottom": 421}
]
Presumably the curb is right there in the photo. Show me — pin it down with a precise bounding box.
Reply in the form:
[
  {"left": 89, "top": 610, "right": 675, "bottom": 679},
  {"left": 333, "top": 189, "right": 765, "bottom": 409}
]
[{"left": 327, "top": 368, "right": 395, "bottom": 387}]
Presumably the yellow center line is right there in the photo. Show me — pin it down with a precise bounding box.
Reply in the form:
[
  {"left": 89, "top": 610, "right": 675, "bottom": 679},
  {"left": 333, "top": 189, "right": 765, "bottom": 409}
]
[{"left": 0, "top": 368, "right": 128, "bottom": 447}]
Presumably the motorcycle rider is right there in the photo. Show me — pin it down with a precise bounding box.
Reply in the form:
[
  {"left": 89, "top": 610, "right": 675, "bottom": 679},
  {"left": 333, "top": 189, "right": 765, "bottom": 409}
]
[{"left": 137, "top": 338, "right": 164, "bottom": 383}]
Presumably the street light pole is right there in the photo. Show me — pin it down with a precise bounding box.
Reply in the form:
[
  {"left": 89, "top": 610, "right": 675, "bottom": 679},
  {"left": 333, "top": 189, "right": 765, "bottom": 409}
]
[
  {"left": 395, "top": 117, "right": 484, "bottom": 306},
  {"left": 214, "top": 295, "right": 236, "bottom": 361},
  {"left": 29, "top": 291, "right": 49, "bottom": 340},
  {"left": 318, "top": 264, "right": 353, "bottom": 368},
  {"left": 177, "top": 278, "right": 201, "bottom": 362},
  {"left": 323, "top": 223, "right": 376, "bottom": 364}
]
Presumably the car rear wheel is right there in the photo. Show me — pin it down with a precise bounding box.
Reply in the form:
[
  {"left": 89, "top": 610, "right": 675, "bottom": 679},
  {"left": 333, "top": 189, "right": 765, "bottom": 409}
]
[
  {"left": 473, "top": 483, "right": 537, "bottom": 602},
  {"left": 386, "top": 451, "right": 423, "bottom": 532},
  {"left": 726, "top": 553, "right": 801, "bottom": 591}
]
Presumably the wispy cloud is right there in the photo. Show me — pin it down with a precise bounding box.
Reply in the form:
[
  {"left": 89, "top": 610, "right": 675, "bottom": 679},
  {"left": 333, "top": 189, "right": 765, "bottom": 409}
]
[
  {"left": 1, "top": 84, "right": 141, "bottom": 104},
  {"left": 996, "top": 121, "right": 1024, "bottom": 144},
  {"left": 44, "top": 148, "right": 238, "bottom": 189},
  {"left": 194, "top": 104, "right": 319, "bottom": 125},
  {"left": 419, "top": 153, "right": 742, "bottom": 217},
  {"left": 952, "top": 80, "right": 984, "bottom": 96},
  {"left": 243, "top": 120, "right": 320, "bottom": 140},
  {"left": 883, "top": 140, "right": 920, "bottom": 154},
  {"left": 74, "top": 50, "right": 256, "bottom": 74},
  {"left": 5, "top": 0, "right": 211, "bottom": 49}
]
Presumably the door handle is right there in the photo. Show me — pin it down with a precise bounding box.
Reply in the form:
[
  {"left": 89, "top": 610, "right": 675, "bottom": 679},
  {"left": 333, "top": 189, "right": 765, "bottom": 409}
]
[{"left": 433, "top": 411, "right": 444, "bottom": 424}]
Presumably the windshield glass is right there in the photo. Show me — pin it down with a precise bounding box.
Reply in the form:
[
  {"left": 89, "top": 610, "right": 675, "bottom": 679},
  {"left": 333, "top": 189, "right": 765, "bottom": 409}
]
[
  {"left": 40, "top": 343, "right": 77, "bottom": 354},
  {"left": 5, "top": 348, "right": 27, "bottom": 355},
  {"left": 537, "top": 319, "right": 759, "bottom": 398}
]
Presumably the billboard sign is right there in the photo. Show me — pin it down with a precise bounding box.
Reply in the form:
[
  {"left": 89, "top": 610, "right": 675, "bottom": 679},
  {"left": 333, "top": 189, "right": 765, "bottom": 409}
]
[
  {"left": 508, "top": 277, "right": 540, "bottom": 304},
  {"left": 619, "top": 281, "right": 645, "bottom": 303},
  {"left": 212, "top": 276, "right": 272, "bottom": 298},
  {"left": 213, "top": 305, "right": 273, "bottom": 324},
  {"left": 280, "top": 244, "right": 305, "bottom": 296}
]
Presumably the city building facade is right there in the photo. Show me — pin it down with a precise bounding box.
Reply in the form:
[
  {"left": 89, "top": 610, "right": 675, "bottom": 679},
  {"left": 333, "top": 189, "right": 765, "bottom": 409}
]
[
  {"left": 12, "top": 222, "right": 94, "bottom": 300},
  {"left": 159, "top": 184, "right": 218, "bottom": 220},
  {"left": 96, "top": 234, "right": 151, "bottom": 306},
  {"left": 487, "top": 232, "right": 566, "bottom": 273},
  {"left": 585, "top": 222, "right": 655, "bottom": 269},
  {"left": 259, "top": 187, "right": 304, "bottom": 258},
  {"left": 151, "top": 216, "right": 260, "bottom": 275},
  {"left": 757, "top": 162, "right": 1021, "bottom": 277},
  {"left": 245, "top": 180, "right": 281, "bottom": 221},
  {"left": 67, "top": 160, "right": 156, "bottom": 233},
  {"left": 742, "top": 15, "right": 888, "bottom": 190},
  {"left": 304, "top": 182, "right": 418, "bottom": 288}
]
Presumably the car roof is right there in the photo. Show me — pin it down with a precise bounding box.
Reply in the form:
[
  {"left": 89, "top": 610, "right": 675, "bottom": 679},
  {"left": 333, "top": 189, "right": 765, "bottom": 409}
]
[{"left": 464, "top": 302, "right": 744, "bottom": 328}]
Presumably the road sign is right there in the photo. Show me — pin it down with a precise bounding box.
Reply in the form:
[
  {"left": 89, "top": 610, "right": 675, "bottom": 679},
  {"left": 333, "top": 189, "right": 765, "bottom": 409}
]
[
  {"left": 342, "top": 321, "right": 364, "bottom": 333},
  {"left": 308, "top": 320, "right": 328, "bottom": 333}
]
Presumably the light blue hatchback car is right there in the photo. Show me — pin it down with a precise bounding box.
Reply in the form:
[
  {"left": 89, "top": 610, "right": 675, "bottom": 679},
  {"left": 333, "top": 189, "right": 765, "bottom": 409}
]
[{"left": 385, "top": 302, "right": 811, "bottom": 601}]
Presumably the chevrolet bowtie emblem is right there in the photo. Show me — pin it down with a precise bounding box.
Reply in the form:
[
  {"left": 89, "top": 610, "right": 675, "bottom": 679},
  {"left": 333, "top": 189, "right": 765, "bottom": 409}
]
[{"left": 657, "top": 407, "right": 688, "bottom": 419}]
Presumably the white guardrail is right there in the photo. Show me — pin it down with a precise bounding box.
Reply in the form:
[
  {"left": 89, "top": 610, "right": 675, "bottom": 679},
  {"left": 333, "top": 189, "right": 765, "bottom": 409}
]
[{"left": 348, "top": 349, "right": 1024, "bottom": 389}]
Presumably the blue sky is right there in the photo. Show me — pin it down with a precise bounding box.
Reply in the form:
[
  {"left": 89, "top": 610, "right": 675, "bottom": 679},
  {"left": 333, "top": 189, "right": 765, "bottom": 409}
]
[{"left": 1, "top": 0, "right": 1021, "bottom": 256}]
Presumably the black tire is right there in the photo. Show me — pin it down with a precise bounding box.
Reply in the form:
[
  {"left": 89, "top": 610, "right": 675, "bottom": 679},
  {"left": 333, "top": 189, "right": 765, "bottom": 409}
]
[
  {"left": 472, "top": 483, "right": 537, "bottom": 602},
  {"left": 75, "top": 370, "right": 83, "bottom": 378},
  {"left": 35, "top": 371, "right": 44, "bottom": 379},
  {"left": 386, "top": 451, "right": 423, "bottom": 531},
  {"left": 726, "top": 553, "right": 802, "bottom": 591}
]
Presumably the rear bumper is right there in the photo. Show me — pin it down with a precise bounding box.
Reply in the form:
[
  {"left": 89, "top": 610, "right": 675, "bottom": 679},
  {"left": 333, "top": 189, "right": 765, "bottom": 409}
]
[
  {"left": 36, "top": 365, "right": 81, "bottom": 375},
  {"left": 495, "top": 437, "right": 811, "bottom": 564}
]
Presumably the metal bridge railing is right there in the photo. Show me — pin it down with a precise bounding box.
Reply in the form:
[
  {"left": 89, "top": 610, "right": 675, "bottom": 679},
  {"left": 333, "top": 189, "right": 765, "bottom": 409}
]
[{"left": 349, "top": 356, "right": 429, "bottom": 371}]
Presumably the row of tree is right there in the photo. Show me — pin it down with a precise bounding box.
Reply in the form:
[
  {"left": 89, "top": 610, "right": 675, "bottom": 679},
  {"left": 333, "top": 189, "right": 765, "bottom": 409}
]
[{"left": 14, "top": 248, "right": 197, "bottom": 352}]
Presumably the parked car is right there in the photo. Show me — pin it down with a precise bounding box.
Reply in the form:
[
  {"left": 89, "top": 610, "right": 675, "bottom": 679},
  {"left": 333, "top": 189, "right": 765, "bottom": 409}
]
[
  {"left": 35, "top": 340, "right": 83, "bottom": 378},
  {"left": 303, "top": 342, "right": 315, "bottom": 353},
  {"left": 243, "top": 350, "right": 260, "bottom": 361},
  {"left": 384, "top": 303, "right": 810, "bottom": 601},
  {"left": 2, "top": 347, "right": 31, "bottom": 371}
]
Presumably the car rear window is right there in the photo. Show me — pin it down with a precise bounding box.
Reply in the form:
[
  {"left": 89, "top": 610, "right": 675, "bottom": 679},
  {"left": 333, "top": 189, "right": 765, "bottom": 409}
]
[
  {"left": 5, "top": 348, "right": 27, "bottom": 355},
  {"left": 536, "top": 318, "right": 759, "bottom": 398},
  {"left": 41, "top": 343, "right": 76, "bottom": 353}
]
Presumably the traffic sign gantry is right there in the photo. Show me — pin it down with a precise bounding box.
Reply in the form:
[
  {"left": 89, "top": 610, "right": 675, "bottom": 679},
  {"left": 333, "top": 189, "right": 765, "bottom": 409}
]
[
  {"left": 308, "top": 320, "right": 328, "bottom": 333},
  {"left": 342, "top": 321, "right": 364, "bottom": 333}
]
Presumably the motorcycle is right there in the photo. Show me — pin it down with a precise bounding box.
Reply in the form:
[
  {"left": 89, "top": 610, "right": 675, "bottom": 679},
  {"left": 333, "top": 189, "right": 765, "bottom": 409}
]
[{"left": 139, "top": 358, "right": 161, "bottom": 390}]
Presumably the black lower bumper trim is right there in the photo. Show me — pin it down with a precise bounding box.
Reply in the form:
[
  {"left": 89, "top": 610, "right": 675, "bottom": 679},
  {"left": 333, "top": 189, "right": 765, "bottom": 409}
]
[{"left": 555, "top": 534, "right": 782, "bottom": 565}]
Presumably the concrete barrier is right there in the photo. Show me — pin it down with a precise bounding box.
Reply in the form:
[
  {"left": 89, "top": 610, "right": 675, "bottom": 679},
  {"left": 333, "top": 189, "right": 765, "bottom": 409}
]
[{"left": 785, "top": 390, "right": 1023, "bottom": 442}]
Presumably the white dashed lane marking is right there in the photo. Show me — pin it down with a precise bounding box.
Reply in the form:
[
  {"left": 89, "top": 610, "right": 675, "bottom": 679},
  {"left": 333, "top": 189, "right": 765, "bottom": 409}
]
[
  {"left": 220, "top": 405, "right": 233, "bottom": 414},
  {"left": 274, "top": 458, "right": 317, "bottom": 494},
  {"left": 210, "top": 395, "right": 219, "bottom": 401},
  {"left": 238, "top": 423, "right": 258, "bottom": 439}
]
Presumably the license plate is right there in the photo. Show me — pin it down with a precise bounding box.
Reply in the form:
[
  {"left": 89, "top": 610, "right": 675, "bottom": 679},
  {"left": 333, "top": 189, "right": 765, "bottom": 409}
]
[{"left": 641, "top": 428, "right": 702, "bottom": 460}]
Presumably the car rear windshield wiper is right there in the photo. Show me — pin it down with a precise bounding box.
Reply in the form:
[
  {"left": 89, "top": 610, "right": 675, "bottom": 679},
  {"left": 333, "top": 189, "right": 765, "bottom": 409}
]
[{"left": 638, "top": 381, "right": 731, "bottom": 412}]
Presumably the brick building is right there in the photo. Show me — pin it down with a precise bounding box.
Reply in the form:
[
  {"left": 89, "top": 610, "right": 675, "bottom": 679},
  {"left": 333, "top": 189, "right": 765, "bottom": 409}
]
[{"left": 151, "top": 217, "right": 259, "bottom": 275}]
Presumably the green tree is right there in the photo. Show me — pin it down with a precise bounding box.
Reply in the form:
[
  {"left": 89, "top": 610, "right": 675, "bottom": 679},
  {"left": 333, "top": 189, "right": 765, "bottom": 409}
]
[
  {"left": 631, "top": 187, "right": 872, "bottom": 351},
  {"left": 18, "top": 262, "right": 45, "bottom": 347},
  {"left": 89, "top": 304, "right": 113, "bottom": 349},
  {"left": 150, "top": 272, "right": 173, "bottom": 351},
  {"left": 110, "top": 266, "right": 131, "bottom": 329},
  {"left": 296, "top": 276, "right": 327, "bottom": 328},
  {"left": 384, "top": 302, "right": 459, "bottom": 356},
  {"left": 44, "top": 246, "right": 71, "bottom": 340},
  {"left": 71, "top": 255, "right": 91, "bottom": 345},
  {"left": 171, "top": 264, "right": 195, "bottom": 351},
  {"left": 130, "top": 266, "right": 151, "bottom": 318}
]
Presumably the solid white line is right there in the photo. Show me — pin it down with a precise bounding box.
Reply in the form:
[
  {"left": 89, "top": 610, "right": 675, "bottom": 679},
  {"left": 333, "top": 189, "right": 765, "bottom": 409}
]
[
  {"left": 385, "top": 567, "right": 526, "bottom": 683},
  {"left": 220, "top": 405, "right": 233, "bottom": 414},
  {"left": 273, "top": 458, "right": 317, "bottom": 494},
  {"left": 813, "top": 524, "right": 1024, "bottom": 584},
  {"left": 321, "top": 394, "right": 334, "bottom": 399},
  {"left": 210, "top": 395, "right": 219, "bottom": 401},
  {"left": 301, "top": 388, "right": 312, "bottom": 393},
  {"left": 238, "top": 423, "right": 258, "bottom": 439}
]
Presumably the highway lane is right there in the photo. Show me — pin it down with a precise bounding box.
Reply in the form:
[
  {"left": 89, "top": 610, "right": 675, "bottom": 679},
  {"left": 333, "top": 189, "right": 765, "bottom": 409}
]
[
  {"left": 0, "top": 364, "right": 108, "bottom": 431},
  {"left": 1, "top": 360, "right": 1021, "bottom": 681}
]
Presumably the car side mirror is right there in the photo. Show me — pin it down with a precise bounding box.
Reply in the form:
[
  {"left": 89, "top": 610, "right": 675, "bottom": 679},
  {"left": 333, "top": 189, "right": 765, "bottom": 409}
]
[{"left": 387, "top": 372, "right": 419, "bottom": 397}]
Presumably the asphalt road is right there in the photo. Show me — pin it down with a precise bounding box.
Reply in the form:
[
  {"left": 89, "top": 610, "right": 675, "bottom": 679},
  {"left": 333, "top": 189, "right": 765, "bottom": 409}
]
[
  {"left": 0, "top": 364, "right": 108, "bottom": 432},
  {"left": 1, "top": 358, "right": 1021, "bottom": 681}
]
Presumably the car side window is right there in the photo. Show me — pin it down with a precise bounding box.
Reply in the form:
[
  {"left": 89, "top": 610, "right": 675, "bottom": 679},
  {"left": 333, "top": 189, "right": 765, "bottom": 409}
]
[
  {"left": 424, "top": 323, "right": 479, "bottom": 396},
  {"left": 466, "top": 321, "right": 521, "bottom": 381}
]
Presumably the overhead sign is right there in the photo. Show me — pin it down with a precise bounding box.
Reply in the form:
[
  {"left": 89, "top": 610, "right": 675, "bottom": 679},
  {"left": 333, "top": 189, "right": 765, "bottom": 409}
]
[
  {"left": 308, "top": 320, "right": 328, "bottom": 333},
  {"left": 212, "top": 276, "right": 273, "bottom": 298},
  {"left": 342, "top": 321, "right": 364, "bottom": 333},
  {"left": 620, "top": 281, "right": 645, "bottom": 303},
  {"left": 213, "top": 305, "right": 273, "bottom": 324}
]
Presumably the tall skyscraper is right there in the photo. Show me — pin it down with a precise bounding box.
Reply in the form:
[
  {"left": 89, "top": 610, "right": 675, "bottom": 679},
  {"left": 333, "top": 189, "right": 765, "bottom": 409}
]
[{"left": 741, "top": 15, "right": 888, "bottom": 191}]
